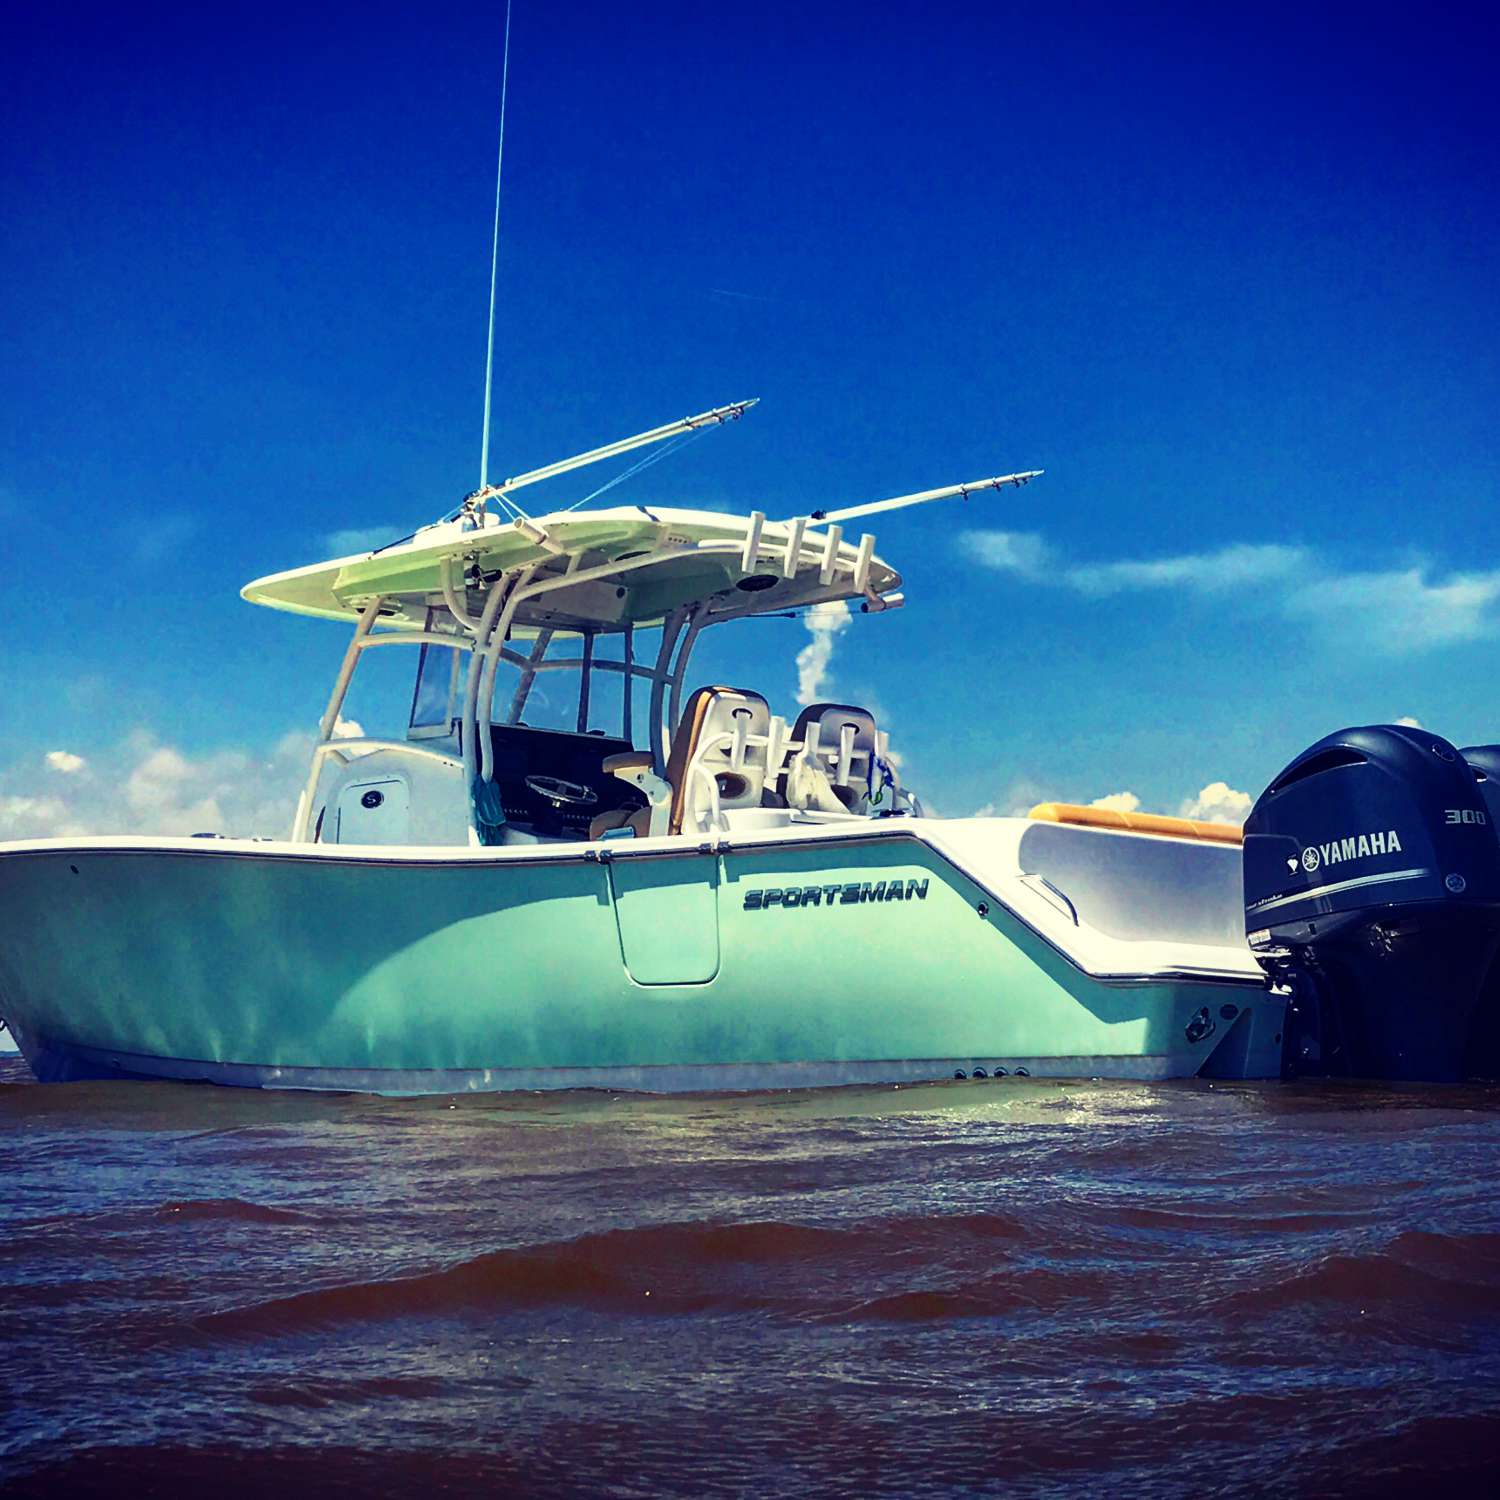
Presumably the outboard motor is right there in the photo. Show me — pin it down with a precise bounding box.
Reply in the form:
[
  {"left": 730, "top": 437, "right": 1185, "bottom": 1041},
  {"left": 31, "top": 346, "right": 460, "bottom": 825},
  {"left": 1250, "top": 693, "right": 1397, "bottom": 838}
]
[
  {"left": 1243, "top": 725, "right": 1500, "bottom": 1081},
  {"left": 1460, "top": 744, "right": 1500, "bottom": 1078},
  {"left": 1462, "top": 744, "right": 1500, "bottom": 827}
]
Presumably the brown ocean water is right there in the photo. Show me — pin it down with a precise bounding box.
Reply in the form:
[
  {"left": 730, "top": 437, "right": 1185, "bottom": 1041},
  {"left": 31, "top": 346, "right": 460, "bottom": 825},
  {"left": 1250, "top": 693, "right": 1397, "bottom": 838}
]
[{"left": 3, "top": 1054, "right": 1500, "bottom": 1499}]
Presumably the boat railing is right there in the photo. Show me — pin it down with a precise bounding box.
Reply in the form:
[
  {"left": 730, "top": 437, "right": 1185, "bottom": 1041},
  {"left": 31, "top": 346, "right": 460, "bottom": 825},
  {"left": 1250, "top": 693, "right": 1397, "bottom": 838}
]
[{"left": 312, "top": 737, "right": 463, "bottom": 770}]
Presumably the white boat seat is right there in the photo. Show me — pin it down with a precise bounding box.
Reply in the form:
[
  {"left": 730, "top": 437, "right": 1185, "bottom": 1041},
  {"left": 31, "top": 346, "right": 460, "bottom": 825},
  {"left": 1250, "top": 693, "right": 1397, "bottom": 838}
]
[
  {"left": 785, "top": 702, "right": 881, "bottom": 812},
  {"left": 668, "top": 685, "right": 773, "bottom": 834}
]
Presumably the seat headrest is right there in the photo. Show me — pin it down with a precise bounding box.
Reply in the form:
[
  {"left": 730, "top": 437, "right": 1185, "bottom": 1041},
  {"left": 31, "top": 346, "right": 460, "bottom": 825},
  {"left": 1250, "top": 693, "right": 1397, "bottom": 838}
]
[
  {"left": 791, "top": 702, "right": 877, "bottom": 749},
  {"left": 698, "top": 688, "right": 771, "bottom": 736}
]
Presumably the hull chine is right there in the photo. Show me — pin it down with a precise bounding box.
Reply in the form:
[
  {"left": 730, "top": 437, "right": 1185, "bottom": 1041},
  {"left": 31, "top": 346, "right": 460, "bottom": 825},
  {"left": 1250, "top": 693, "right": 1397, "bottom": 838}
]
[{"left": 18, "top": 1039, "right": 1208, "bottom": 1096}]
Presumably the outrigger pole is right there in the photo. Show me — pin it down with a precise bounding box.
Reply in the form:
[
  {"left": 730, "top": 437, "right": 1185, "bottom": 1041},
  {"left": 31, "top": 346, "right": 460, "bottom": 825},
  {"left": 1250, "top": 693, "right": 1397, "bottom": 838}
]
[
  {"left": 801, "top": 469, "right": 1043, "bottom": 527},
  {"left": 465, "top": 399, "right": 759, "bottom": 519}
]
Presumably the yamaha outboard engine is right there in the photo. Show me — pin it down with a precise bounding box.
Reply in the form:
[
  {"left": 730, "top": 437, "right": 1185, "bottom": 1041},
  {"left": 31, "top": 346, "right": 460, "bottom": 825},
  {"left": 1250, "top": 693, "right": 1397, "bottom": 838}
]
[
  {"left": 1462, "top": 744, "right": 1500, "bottom": 827},
  {"left": 1459, "top": 744, "right": 1500, "bottom": 1077},
  {"left": 1243, "top": 725, "right": 1500, "bottom": 1080}
]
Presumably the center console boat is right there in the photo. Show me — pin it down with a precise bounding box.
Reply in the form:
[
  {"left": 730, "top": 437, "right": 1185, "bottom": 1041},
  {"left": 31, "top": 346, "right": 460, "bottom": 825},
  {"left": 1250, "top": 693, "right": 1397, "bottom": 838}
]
[{"left": 0, "top": 406, "right": 1290, "bottom": 1092}]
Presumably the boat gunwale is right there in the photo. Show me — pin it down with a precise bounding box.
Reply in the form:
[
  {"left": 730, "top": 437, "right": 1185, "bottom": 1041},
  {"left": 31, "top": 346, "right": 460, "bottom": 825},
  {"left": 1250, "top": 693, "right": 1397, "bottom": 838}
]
[{"left": 0, "top": 821, "right": 1268, "bottom": 989}]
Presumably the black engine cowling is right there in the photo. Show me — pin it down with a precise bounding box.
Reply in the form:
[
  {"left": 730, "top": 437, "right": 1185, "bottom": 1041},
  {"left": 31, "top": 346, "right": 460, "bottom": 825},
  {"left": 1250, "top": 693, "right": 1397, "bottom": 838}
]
[
  {"left": 1243, "top": 724, "right": 1500, "bottom": 1080},
  {"left": 1462, "top": 743, "right": 1500, "bottom": 827}
]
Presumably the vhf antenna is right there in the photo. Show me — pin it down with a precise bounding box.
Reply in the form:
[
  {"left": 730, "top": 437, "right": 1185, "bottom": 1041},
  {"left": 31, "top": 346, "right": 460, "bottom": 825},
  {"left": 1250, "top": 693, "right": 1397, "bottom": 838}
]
[{"left": 477, "top": 0, "right": 514, "bottom": 498}]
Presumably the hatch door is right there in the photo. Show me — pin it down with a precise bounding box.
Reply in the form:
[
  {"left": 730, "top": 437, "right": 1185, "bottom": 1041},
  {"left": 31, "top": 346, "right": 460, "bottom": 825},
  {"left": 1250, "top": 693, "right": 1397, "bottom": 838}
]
[
  {"left": 607, "top": 854, "right": 720, "bottom": 985},
  {"left": 335, "top": 778, "right": 411, "bottom": 845}
]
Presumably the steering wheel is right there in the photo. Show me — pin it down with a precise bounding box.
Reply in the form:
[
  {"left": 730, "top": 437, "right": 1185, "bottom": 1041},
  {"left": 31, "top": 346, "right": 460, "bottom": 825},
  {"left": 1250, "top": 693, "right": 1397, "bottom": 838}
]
[{"left": 524, "top": 775, "right": 599, "bottom": 808}]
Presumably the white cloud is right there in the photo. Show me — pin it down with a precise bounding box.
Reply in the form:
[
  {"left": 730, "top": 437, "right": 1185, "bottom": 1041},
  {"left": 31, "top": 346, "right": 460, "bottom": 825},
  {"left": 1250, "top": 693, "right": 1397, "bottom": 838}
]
[
  {"left": 959, "top": 530, "right": 1500, "bottom": 654},
  {"left": 1089, "top": 790, "right": 1141, "bottom": 814},
  {"left": 795, "top": 600, "right": 852, "bottom": 706},
  {"left": 0, "top": 729, "right": 322, "bottom": 841},
  {"left": 1067, "top": 543, "right": 1308, "bottom": 597},
  {"left": 1395, "top": 715, "right": 1422, "bottom": 728},
  {"left": 332, "top": 716, "right": 365, "bottom": 739},
  {"left": 1180, "top": 780, "right": 1253, "bottom": 825},
  {"left": 958, "top": 530, "right": 1053, "bottom": 578},
  {"left": 324, "top": 527, "right": 404, "bottom": 556},
  {"left": 1283, "top": 566, "right": 1500, "bottom": 652},
  {"left": 965, "top": 775, "right": 1055, "bottom": 819},
  {"left": 44, "top": 750, "right": 87, "bottom": 774},
  {"left": 0, "top": 794, "right": 80, "bottom": 839},
  {"left": 958, "top": 531, "right": 1306, "bottom": 596},
  {"left": 122, "top": 745, "right": 226, "bottom": 833}
]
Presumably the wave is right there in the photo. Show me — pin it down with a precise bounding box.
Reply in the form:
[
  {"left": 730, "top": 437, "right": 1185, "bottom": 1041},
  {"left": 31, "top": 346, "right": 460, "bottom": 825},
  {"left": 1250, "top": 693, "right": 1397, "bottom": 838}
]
[
  {"left": 151, "top": 1198, "right": 317, "bottom": 1226},
  {"left": 243, "top": 1374, "right": 451, "bottom": 1410},
  {"left": 0, "top": 1200, "right": 322, "bottom": 1273},
  {"left": 185, "top": 1211, "right": 1040, "bottom": 1339},
  {"left": 1223, "top": 1229, "right": 1500, "bottom": 1316}
]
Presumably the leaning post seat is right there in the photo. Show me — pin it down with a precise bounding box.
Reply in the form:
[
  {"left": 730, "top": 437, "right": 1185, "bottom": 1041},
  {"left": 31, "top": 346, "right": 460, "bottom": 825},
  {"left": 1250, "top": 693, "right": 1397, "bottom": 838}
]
[
  {"left": 784, "top": 703, "right": 883, "bottom": 812},
  {"left": 667, "top": 686, "right": 776, "bottom": 833},
  {"left": 591, "top": 752, "right": 666, "bottom": 839}
]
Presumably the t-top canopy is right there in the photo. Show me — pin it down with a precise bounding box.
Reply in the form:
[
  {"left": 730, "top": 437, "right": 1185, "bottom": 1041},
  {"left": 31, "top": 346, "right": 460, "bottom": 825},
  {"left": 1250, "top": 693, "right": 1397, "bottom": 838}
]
[{"left": 241, "top": 506, "right": 904, "bottom": 633}]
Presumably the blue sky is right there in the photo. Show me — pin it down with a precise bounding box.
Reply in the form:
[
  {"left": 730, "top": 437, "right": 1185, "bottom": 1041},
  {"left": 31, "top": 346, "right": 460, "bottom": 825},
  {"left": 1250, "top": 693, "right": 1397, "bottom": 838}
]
[{"left": 2, "top": 1, "right": 1496, "bottom": 835}]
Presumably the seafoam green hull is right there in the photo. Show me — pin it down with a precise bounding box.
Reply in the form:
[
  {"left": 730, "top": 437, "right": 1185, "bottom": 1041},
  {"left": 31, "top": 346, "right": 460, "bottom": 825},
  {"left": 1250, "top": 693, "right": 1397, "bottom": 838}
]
[{"left": 0, "top": 829, "right": 1284, "bottom": 1092}]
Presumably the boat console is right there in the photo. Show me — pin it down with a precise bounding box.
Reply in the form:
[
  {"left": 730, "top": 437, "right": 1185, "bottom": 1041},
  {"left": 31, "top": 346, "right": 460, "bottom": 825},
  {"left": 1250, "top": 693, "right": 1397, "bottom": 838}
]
[
  {"left": 1243, "top": 724, "right": 1500, "bottom": 1080},
  {"left": 487, "top": 724, "right": 646, "bottom": 838}
]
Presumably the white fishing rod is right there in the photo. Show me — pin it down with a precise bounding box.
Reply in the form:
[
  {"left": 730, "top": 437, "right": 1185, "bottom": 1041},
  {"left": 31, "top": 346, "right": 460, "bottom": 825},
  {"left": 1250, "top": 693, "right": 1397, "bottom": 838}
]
[
  {"left": 798, "top": 469, "right": 1043, "bottom": 527},
  {"left": 466, "top": 399, "right": 759, "bottom": 520}
]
